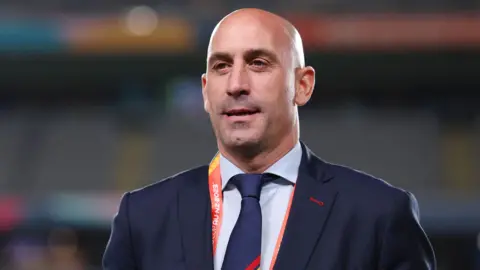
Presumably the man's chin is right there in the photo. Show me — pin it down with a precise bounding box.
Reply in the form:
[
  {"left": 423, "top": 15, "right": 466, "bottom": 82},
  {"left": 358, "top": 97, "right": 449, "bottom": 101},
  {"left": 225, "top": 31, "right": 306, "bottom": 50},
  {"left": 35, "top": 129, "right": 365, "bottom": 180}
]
[
  {"left": 222, "top": 135, "right": 265, "bottom": 156},
  {"left": 230, "top": 138, "right": 259, "bottom": 147}
]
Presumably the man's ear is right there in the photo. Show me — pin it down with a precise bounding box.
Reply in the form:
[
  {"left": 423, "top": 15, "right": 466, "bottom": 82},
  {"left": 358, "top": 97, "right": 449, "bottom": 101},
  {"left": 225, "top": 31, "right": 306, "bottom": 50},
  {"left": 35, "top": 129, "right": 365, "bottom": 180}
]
[
  {"left": 294, "top": 66, "right": 315, "bottom": 106},
  {"left": 201, "top": 73, "right": 210, "bottom": 113}
]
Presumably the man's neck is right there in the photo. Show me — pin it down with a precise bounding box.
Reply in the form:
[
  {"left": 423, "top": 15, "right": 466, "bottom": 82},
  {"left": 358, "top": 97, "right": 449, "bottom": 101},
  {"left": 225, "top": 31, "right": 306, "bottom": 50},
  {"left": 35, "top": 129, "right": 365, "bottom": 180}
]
[{"left": 219, "top": 135, "right": 298, "bottom": 173}]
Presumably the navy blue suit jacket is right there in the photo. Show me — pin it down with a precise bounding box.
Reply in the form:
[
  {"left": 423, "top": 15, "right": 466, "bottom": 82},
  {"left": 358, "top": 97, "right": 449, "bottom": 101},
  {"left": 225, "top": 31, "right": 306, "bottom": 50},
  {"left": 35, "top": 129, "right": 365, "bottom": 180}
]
[{"left": 103, "top": 142, "right": 436, "bottom": 270}]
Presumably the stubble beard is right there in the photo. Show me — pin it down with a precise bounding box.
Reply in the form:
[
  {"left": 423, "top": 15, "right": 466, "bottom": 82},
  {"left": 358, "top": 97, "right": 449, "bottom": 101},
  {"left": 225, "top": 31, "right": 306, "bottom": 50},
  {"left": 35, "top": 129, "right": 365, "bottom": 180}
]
[{"left": 216, "top": 121, "right": 268, "bottom": 160}]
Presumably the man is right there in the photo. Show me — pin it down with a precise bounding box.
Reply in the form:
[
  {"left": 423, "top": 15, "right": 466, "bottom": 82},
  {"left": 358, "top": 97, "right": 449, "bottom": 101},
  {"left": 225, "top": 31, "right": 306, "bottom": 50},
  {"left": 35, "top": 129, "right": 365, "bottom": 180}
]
[{"left": 103, "top": 8, "right": 436, "bottom": 270}]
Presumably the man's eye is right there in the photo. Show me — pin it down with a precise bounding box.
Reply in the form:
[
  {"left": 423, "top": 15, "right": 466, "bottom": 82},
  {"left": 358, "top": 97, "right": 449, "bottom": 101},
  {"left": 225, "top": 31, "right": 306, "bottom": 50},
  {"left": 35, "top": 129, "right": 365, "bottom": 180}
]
[
  {"left": 213, "top": 62, "right": 229, "bottom": 70},
  {"left": 251, "top": 59, "right": 267, "bottom": 67}
]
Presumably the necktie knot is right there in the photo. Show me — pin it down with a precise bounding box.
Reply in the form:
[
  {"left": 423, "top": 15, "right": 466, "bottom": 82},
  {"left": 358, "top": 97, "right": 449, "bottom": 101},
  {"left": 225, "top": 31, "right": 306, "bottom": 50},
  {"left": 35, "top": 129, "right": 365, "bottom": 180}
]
[{"left": 230, "top": 173, "right": 276, "bottom": 199}]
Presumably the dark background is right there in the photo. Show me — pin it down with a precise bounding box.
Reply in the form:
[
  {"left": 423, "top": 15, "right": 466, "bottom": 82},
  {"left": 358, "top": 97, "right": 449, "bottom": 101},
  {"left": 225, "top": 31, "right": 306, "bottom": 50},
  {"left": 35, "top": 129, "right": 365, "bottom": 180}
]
[{"left": 0, "top": 0, "right": 479, "bottom": 269}]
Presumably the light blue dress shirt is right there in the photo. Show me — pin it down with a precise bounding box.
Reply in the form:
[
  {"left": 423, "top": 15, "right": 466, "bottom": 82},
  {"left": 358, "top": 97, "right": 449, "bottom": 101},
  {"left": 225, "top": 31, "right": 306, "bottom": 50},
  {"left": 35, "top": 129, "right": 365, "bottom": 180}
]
[{"left": 214, "top": 141, "right": 302, "bottom": 270}]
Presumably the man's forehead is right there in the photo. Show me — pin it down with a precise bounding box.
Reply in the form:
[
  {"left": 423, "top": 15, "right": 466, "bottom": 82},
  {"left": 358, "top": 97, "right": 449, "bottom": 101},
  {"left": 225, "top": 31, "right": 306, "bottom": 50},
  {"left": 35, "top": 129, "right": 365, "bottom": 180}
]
[
  {"left": 206, "top": 9, "right": 305, "bottom": 67},
  {"left": 208, "top": 19, "right": 290, "bottom": 59}
]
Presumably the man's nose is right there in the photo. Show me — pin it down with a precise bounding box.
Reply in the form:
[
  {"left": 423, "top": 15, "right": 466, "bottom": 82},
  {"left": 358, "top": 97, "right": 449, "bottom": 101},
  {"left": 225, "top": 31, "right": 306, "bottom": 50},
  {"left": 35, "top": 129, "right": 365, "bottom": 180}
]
[{"left": 226, "top": 64, "right": 250, "bottom": 97}]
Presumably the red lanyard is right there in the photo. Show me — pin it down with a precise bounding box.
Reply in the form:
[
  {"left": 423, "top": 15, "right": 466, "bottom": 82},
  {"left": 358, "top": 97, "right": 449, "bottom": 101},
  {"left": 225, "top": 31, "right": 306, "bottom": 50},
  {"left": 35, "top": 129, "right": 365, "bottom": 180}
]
[{"left": 208, "top": 153, "right": 295, "bottom": 270}]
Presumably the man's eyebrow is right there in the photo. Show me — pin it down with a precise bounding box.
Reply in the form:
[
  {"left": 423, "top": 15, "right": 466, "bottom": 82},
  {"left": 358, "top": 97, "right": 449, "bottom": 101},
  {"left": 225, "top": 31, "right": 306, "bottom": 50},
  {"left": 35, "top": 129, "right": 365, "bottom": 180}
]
[
  {"left": 243, "top": 48, "right": 279, "bottom": 63},
  {"left": 207, "top": 52, "right": 232, "bottom": 66},
  {"left": 207, "top": 48, "right": 280, "bottom": 67}
]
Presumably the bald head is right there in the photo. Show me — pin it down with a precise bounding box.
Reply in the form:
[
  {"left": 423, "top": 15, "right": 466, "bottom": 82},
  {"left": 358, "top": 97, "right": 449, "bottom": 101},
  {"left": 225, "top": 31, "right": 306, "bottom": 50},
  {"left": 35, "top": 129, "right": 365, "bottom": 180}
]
[
  {"left": 207, "top": 8, "right": 305, "bottom": 69},
  {"left": 201, "top": 9, "right": 315, "bottom": 162}
]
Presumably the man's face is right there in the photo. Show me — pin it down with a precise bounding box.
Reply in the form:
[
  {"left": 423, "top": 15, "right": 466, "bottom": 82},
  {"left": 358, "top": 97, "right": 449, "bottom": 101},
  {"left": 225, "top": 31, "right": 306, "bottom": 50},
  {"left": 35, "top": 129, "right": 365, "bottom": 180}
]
[{"left": 202, "top": 16, "right": 297, "bottom": 152}]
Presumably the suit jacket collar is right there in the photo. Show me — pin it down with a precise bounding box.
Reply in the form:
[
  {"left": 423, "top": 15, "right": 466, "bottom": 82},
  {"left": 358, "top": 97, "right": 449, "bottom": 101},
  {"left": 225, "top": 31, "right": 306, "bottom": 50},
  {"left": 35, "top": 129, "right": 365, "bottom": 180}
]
[{"left": 273, "top": 141, "right": 338, "bottom": 270}]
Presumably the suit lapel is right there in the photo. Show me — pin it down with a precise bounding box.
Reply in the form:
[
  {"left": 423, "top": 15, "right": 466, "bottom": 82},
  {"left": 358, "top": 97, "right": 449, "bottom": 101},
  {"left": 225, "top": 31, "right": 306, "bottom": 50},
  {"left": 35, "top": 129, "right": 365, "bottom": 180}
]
[
  {"left": 178, "top": 167, "right": 214, "bottom": 270},
  {"left": 274, "top": 143, "right": 338, "bottom": 270}
]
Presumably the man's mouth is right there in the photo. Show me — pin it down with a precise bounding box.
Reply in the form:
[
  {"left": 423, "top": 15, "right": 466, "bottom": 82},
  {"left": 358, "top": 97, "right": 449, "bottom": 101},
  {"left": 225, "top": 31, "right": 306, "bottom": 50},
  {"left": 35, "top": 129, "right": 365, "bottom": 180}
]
[{"left": 223, "top": 108, "right": 260, "bottom": 117}]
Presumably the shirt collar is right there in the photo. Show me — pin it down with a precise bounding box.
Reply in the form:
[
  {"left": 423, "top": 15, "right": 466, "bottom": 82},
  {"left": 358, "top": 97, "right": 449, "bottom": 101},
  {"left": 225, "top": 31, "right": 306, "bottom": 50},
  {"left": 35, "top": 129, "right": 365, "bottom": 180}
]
[{"left": 219, "top": 141, "right": 302, "bottom": 190}]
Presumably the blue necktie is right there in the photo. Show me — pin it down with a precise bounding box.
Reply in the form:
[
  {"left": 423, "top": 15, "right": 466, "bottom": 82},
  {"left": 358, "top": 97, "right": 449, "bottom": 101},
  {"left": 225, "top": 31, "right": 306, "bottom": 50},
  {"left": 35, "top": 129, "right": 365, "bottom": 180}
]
[{"left": 222, "top": 173, "right": 273, "bottom": 270}]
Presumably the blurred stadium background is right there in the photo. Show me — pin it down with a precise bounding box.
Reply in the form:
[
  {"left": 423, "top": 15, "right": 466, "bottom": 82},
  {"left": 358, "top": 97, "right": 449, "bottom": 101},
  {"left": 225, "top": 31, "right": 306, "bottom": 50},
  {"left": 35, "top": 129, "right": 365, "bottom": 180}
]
[{"left": 0, "top": 0, "right": 479, "bottom": 269}]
